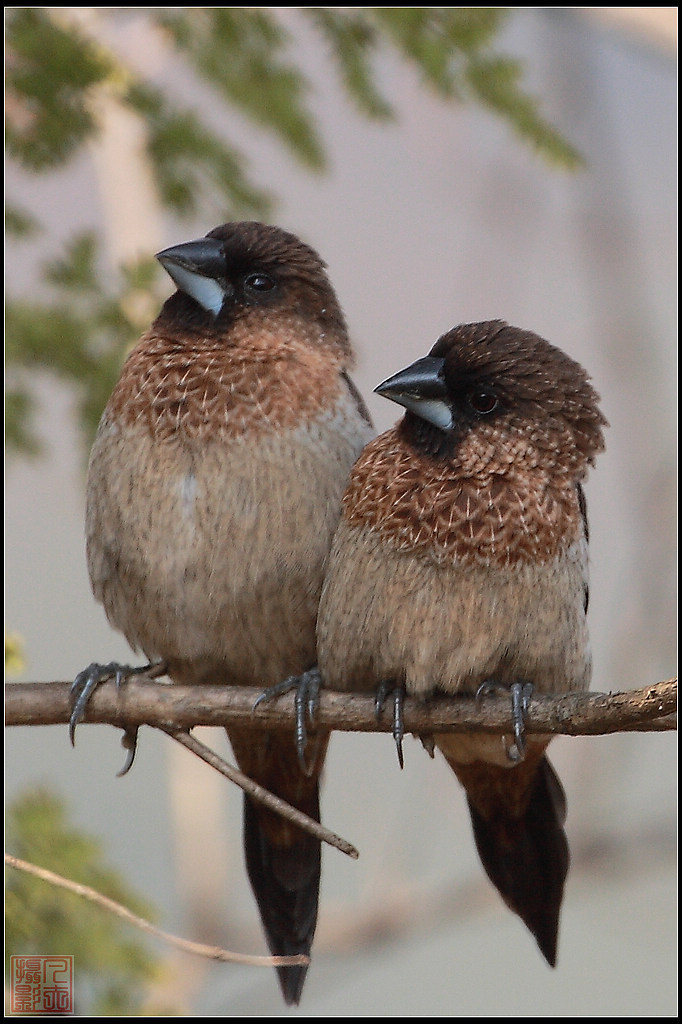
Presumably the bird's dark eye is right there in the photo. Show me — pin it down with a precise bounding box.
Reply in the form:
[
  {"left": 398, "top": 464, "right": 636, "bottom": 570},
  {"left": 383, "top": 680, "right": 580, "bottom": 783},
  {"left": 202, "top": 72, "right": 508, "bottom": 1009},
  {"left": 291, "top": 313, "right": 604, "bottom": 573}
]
[
  {"left": 468, "top": 390, "right": 499, "bottom": 415},
  {"left": 244, "top": 272, "right": 276, "bottom": 293}
]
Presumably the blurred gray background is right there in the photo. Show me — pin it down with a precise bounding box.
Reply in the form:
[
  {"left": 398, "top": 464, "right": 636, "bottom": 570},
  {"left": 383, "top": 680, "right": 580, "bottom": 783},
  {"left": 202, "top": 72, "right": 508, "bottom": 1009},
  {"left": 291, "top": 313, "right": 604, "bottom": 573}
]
[{"left": 6, "top": 8, "right": 677, "bottom": 1016}]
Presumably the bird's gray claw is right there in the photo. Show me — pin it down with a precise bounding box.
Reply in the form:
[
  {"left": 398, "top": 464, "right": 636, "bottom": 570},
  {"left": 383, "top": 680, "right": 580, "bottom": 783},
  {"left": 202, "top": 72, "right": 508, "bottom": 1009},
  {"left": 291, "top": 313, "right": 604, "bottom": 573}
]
[
  {"left": 253, "top": 676, "right": 297, "bottom": 710},
  {"left": 475, "top": 678, "right": 498, "bottom": 702},
  {"left": 69, "top": 660, "right": 164, "bottom": 773},
  {"left": 254, "top": 667, "right": 322, "bottom": 775},
  {"left": 375, "top": 680, "right": 406, "bottom": 769},
  {"left": 508, "top": 681, "right": 534, "bottom": 762},
  {"left": 69, "top": 661, "right": 131, "bottom": 745},
  {"left": 117, "top": 727, "right": 139, "bottom": 777},
  {"left": 477, "top": 678, "right": 534, "bottom": 763}
]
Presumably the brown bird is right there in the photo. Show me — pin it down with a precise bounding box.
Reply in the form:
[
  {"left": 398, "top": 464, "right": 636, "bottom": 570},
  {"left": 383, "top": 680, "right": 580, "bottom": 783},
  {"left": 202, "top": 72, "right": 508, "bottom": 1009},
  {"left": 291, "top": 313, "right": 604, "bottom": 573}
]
[
  {"left": 70, "top": 221, "right": 374, "bottom": 1004},
  {"left": 316, "top": 319, "right": 606, "bottom": 966}
]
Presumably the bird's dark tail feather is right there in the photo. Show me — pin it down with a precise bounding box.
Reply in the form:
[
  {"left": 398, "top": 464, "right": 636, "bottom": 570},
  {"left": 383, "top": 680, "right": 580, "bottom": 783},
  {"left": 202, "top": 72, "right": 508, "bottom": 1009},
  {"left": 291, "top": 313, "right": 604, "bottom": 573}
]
[
  {"left": 453, "top": 753, "right": 569, "bottom": 967},
  {"left": 243, "top": 789, "right": 321, "bottom": 1005},
  {"left": 228, "top": 726, "right": 329, "bottom": 1006}
]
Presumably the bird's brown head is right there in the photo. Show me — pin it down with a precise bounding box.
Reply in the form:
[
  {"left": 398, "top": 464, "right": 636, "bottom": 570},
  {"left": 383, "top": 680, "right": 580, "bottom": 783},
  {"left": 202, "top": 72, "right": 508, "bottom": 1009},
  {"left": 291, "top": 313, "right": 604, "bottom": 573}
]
[
  {"left": 108, "top": 223, "right": 359, "bottom": 438},
  {"left": 155, "top": 221, "right": 351, "bottom": 357},
  {"left": 376, "top": 320, "right": 607, "bottom": 479}
]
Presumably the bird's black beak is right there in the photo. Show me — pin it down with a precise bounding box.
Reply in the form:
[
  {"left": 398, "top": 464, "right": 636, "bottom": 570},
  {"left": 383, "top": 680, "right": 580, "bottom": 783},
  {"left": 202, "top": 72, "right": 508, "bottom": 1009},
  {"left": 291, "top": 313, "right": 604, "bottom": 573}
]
[
  {"left": 374, "top": 356, "right": 453, "bottom": 430},
  {"left": 156, "top": 237, "right": 226, "bottom": 279},
  {"left": 156, "top": 238, "right": 230, "bottom": 315},
  {"left": 374, "top": 356, "right": 448, "bottom": 401}
]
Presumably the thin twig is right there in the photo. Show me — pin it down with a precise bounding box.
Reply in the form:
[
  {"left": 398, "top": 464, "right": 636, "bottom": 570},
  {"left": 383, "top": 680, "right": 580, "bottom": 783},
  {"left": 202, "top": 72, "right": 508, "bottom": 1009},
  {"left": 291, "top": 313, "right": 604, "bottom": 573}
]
[
  {"left": 5, "top": 853, "right": 308, "bottom": 969},
  {"left": 164, "top": 727, "right": 359, "bottom": 860}
]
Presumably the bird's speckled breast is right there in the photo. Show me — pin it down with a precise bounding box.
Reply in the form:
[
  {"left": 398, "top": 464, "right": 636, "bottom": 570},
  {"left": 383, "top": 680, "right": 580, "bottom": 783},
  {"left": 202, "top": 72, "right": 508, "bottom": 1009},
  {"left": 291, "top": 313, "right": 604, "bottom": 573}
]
[
  {"left": 106, "top": 315, "right": 349, "bottom": 442},
  {"left": 86, "top": 336, "right": 372, "bottom": 686},
  {"left": 342, "top": 424, "right": 584, "bottom": 569}
]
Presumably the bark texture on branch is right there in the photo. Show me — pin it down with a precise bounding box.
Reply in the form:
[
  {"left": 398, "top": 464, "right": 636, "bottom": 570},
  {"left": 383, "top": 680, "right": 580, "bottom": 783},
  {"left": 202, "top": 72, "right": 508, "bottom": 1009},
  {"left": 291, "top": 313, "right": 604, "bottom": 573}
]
[{"left": 5, "top": 677, "right": 677, "bottom": 735}]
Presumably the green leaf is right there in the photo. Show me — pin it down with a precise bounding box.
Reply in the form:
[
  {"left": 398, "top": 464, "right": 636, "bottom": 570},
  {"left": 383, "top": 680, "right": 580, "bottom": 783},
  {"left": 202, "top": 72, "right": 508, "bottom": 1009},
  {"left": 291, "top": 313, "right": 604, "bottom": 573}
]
[
  {"left": 303, "top": 9, "right": 394, "bottom": 120},
  {"left": 5, "top": 235, "right": 164, "bottom": 459},
  {"left": 5, "top": 203, "right": 41, "bottom": 238},
  {"left": 367, "top": 8, "right": 583, "bottom": 169},
  {"left": 44, "top": 232, "right": 101, "bottom": 293},
  {"left": 153, "top": 8, "right": 326, "bottom": 170},
  {"left": 464, "top": 54, "right": 585, "bottom": 170},
  {"left": 126, "top": 83, "right": 274, "bottom": 218},
  {"left": 5, "top": 389, "right": 42, "bottom": 458},
  {"left": 6, "top": 8, "right": 112, "bottom": 170}
]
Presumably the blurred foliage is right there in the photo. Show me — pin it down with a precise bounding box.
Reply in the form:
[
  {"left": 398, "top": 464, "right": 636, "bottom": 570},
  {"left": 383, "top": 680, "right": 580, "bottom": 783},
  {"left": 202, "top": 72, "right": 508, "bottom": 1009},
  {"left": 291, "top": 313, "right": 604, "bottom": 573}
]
[
  {"left": 6, "top": 232, "right": 160, "bottom": 455},
  {"left": 5, "top": 789, "right": 171, "bottom": 1015},
  {"left": 5, "top": 7, "right": 583, "bottom": 459},
  {"left": 5, "top": 8, "right": 114, "bottom": 172},
  {"left": 5, "top": 631, "right": 27, "bottom": 676}
]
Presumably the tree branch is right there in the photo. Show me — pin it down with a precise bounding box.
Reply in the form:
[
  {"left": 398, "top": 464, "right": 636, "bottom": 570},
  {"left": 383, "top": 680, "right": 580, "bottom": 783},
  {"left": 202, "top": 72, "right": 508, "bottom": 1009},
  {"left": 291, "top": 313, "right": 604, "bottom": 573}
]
[
  {"left": 4, "top": 676, "right": 677, "bottom": 735},
  {"left": 4, "top": 854, "right": 308, "bottom": 969},
  {"left": 5, "top": 676, "right": 675, "bottom": 860}
]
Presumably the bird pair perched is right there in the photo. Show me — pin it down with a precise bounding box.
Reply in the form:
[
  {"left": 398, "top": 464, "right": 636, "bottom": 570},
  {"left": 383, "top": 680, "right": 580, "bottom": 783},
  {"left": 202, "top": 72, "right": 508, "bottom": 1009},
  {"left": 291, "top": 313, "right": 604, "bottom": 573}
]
[{"left": 70, "top": 221, "right": 606, "bottom": 1005}]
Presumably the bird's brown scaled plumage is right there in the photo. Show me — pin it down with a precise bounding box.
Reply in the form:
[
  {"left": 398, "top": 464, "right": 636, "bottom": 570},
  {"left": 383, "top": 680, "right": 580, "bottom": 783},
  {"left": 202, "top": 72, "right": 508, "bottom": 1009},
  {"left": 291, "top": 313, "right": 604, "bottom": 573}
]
[
  {"left": 83, "top": 221, "right": 373, "bottom": 1004},
  {"left": 317, "top": 319, "right": 606, "bottom": 966}
]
